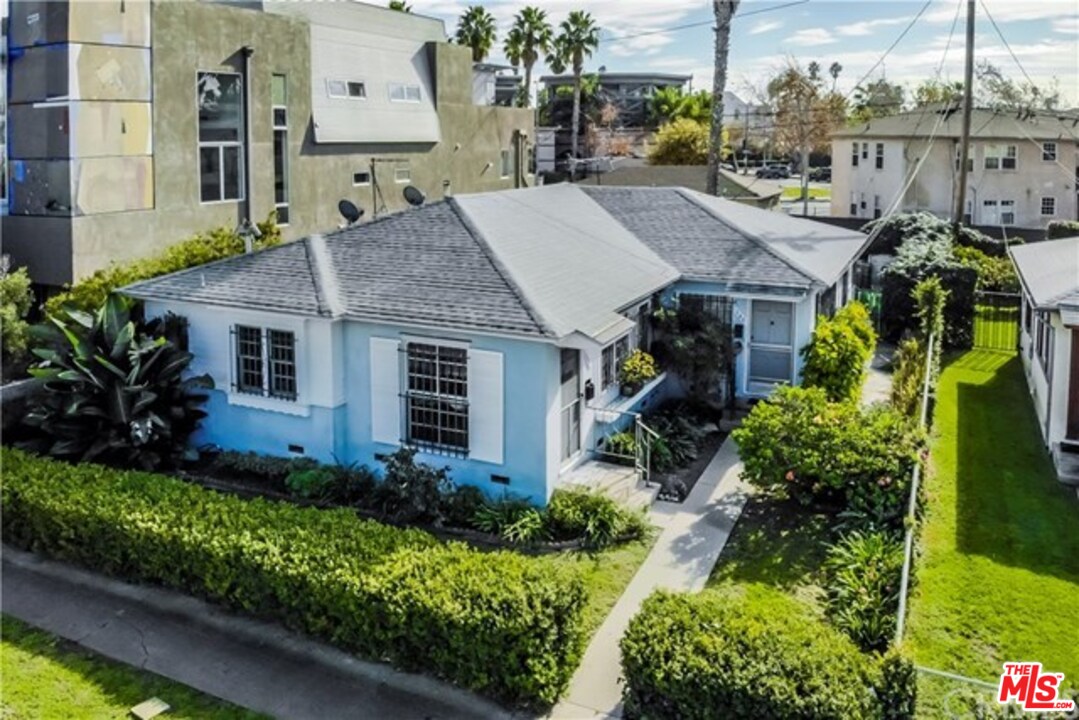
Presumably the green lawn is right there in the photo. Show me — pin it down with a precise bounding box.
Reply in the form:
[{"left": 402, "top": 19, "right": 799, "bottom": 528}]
[
  {"left": 780, "top": 186, "right": 831, "bottom": 201},
  {"left": 905, "top": 351, "right": 1079, "bottom": 715},
  {"left": 567, "top": 538, "right": 655, "bottom": 638},
  {"left": 0, "top": 615, "right": 263, "bottom": 720}
]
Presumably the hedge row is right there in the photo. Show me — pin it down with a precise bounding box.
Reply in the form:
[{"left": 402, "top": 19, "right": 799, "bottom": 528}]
[
  {"left": 621, "top": 587, "right": 916, "bottom": 719},
  {"left": 0, "top": 448, "right": 587, "bottom": 707}
]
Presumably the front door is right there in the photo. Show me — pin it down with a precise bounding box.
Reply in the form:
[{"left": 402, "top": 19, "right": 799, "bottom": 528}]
[
  {"left": 1068, "top": 329, "right": 1079, "bottom": 440},
  {"left": 750, "top": 301, "right": 793, "bottom": 384},
  {"left": 560, "top": 348, "right": 581, "bottom": 462}
]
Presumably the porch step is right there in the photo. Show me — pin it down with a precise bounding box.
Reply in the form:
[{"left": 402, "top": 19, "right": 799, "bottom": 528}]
[
  {"left": 561, "top": 460, "right": 658, "bottom": 510},
  {"left": 1053, "top": 444, "right": 1079, "bottom": 487}
]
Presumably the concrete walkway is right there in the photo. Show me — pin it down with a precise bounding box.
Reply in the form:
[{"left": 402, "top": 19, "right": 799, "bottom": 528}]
[
  {"left": 2, "top": 547, "right": 512, "bottom": 720},
  {"left": 863, "top": 342, "right": 896, "bottom": 406},
  {"left": 549, "top": 436, "right": 750, "bottom": 719}
]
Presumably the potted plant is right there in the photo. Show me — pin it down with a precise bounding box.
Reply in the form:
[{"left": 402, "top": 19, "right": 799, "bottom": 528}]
[{"left": 619, "top": 349, "right": 658, "bottom": 397}]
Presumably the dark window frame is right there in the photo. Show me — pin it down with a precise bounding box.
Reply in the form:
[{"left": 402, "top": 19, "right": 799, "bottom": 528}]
[
  {"left": 404, "top": 342, "right": 470, "bottom": 455},
  {"left": 233, "top": 325, "right": 297, "bottom": 401}
]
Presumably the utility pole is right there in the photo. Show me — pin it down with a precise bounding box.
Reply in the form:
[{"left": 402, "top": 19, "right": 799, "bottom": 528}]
[{"left": 952, "top": 0, "right": 976, "bottom": 232}]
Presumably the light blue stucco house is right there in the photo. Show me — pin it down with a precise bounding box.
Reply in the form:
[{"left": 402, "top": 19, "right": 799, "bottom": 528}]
[{"left": 122, "top": 184, "right": 870, "bottom": 504}]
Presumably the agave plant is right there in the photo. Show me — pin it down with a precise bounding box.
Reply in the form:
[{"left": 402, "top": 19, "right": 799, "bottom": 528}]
[{"left": 22, "top": 294, "right": 213, "bottom": 470}]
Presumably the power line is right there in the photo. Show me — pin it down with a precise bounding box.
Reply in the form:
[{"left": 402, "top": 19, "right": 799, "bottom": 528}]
[
  {"left": 602, "top": 0, "right": 810, "bottom": 45},
  {"left": 845, "top": 0, "right": 934, "bottom": 102}
]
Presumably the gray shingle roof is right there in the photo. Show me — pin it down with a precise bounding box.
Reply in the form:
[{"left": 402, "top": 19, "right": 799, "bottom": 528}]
[
  {"left": 1009, "top": 236, "right": 1079, "bottom": 309},
  {"left": 583, "top": 186, "right": 812, "bottom": 288},
  {"left": 123, "top": 184, "right": 871, "bottom": 340}
]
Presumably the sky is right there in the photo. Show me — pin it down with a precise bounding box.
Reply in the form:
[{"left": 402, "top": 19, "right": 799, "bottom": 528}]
[{"left": 406, "top": 0, "right": 1079, "bottom": 107}]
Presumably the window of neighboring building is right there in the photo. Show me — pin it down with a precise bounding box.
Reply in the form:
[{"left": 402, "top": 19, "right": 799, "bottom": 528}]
[
  {"left": 271, "top": 74, "right": 289, "bottom": 226},
  {"left": 875, "top": 143, "right": 884, "bottom": 169},
  {"left": 860, "top": 192, "right": 867, "bottom": 210},
  {"left": 347, "top": 81, "right": 366, "bottom": 99},
  {"left": 353, "top": 171, "right": 371, "bottom": 186},
  {"left": 500, "top": 149, "right": 512, "bottom": 179},
  {"left": 851, "top": 142, "right": 859, "bottom": 167},
  {"left": 404, "top": 342, "right": 469, "bottom": 454},
  {"left": 394, "top": 164, "right": 411, "bottom": 183},
  {"left": 873, "top": 194, "right": 882, "bottom": 219},
  {"left": 849, "top": 191, "right": 857, "bottom": 217},
  {"left": 985, "top": 144, "right": 1018, "bottom": 170},
  {"left": 1000, "top": 199, "right": 1015, "bottom": 225},
  {"left": 861, "top": 142, "right": 868, "bottom": 160},
  {"left": 327, "top": 79, "right": 366, "bottom": 99},
  {"left": 234, "top": 325, "right": 297, "bottom": 400},
  {"left": 1042, "top": 142, "right": 1057, "bottom": 162},
  {"left": 389, "top": 83, "right": 422, "bottom": 103},
  {"left": 982, "top": 199, "right": 998, "bottom": 224},
  {"left": 1041, "top": 196, "right": 1056, "bottom": 216},
  {"left": 197, "top": 71, "right": 244, "bottom": 203},
  {"left": 955, "top": 143, "right": 974, "bottom": 171},
  {"left": 327, "top": 80, "right": 347, "bottom": 98},
  {"left": 1035, "top": 313, "right": 1052, "bottom": 375},
  {"left": 601, "top": 335, "right": 631, "bottom": 390}
]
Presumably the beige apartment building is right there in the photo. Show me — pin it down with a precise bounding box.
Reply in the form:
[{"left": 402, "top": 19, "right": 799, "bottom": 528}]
[
  {"left": 1, "top": 0, "right": 534, "bottom": 286},
  {"left": 831, "top": 107, "right": 1078, "bottom": 230}
]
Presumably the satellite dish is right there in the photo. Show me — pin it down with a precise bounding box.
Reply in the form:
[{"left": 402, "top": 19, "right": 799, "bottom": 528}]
[
  {"left": 403, "top": 185, "right": 426, "bottom": 207},
  {"left": 338, "top": 199, "right": 364, "bottom": 226}
]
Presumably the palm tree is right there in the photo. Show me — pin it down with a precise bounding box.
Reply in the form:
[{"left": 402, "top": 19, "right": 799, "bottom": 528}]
[
  {"left": 503, "top": 7, "right": 553, "bottom": 108},
  {"left": 829, "top": 61, "right": 843, "bottom": 92},
  {"left": 455, "top": 6, "right": 497, "bottom": 63},
  {"left": 706, "top": 1, "right": 740, "bottom": 196},
  {"left": 387, "top": 0, "right": 412, "bottom": 12},
  {"left": 547, "top": 10, "right": 600, "bottom": 167}
]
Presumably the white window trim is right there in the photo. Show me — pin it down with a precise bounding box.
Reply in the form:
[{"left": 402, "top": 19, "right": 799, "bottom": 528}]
[
  {"left": 1041, "top": 196, "right": 1057, "bottom": 217},
  {"left": 227, "top": 321, "right": 308, "bottom": 417},
  {"left": 353, "top": 171, "right": 372, "bottom": 187},
  {"left": 326, "top": 78, "right": 368, "bottom": 101},
  {"left": 272, "top": 75, "right": 289, "bottom": 227},
  {"left": 388, "top": 82, "right": 422, "bottom": 104},
  {"left": 401, "top": 337, "right": 472, "bottom": 456},
  {"left": 196, "top": 70, "right": 245, "bottom": 205},
  {"left": 1042, "top": 142, "right": 1057, "bottom": 162},
  {"left": 394, "top": 165, "right": 411, "bottom": 184}
]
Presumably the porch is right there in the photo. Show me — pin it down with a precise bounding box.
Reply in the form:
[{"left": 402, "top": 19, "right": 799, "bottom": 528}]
[{"left": 559, "top": 459, "right": 660, "bottom": 509}]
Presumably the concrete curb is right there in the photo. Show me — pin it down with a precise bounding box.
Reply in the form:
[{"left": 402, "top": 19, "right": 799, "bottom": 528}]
[{"left": 2, "top": 545, "right": 518, "bottom": 720}]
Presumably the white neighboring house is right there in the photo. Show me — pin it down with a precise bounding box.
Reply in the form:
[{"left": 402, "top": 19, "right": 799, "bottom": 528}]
[
  {"left": 1010, "top": 236, "right": 1079, "bottom": 485},
  {"left": 831, "top": 106, "right": 1079, "bottom": 230}
]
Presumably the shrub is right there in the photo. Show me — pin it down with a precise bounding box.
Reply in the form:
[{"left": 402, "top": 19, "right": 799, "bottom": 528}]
[
  {"left": 954, "top": 245, "right": 1019, "bottom": 293},
  {"left": 824, "top": 531, "right": 905, "bottom": 652},
  {"left": 546, "top": 486, "right": 649, "bottom": 547},
  {"left": 285, "top": 467, "right": 338, "bottom": 500},
  {"left": 878, "top": 650, "right": 917, "bottom": 720},
  {"left": 645, "top": 407, "right": 707, "bottom": 472},
  {"left": 440, "top": 484, "right": 488, "bottom": 529},
  {"left": 913, "top": 276, "right": 947, "bottom": 382},
  {"left": 284, "top": 463, "right": 376, "bottom": 505},
  {"left": 1, "top": 266, "right": 34, "bottom": 373},
  {"left": 835, "top": 301, "right": 878, "bottom": 353},
  {"left": 732, "top": 386, "right": 923, "bottom": 530},
  {"left": 472, "top": 496, "right": 545, "bottom": 543},
  {"left": 1, "top": 448, "right": 587, "bottom": 706},
  {"left": 44, "top": 214, "right": 282, "bottom": 317},
  {"left": 1046, "top": 219, "right": 1079, "bottom": 240},
  {"left": 650, "top": 301, "right": 734, "bottom": 407},
  {"left": 647, "top": 118, "right": 708, "bottom": 165},
  {"left": 619, "top": 349, "right": 658, "bottom": 390},
  {"left": 604, "top": 431, "right": 637, "bottom": 461},
  {"left": 621, "top": 587, "right": 891, "bottom": 719},
  {"left": 372, "top": 448, "right": 452, "bottom": 525},
  {"left": 890, "top": 338, "right": 927, "bottom": 420},
  {"left": 801, "top": 313, "right": 874, "bottom": 403},
  {"left": 210, "top": 450, "right": 318, "bottom": 486},
  {"left": 21, "top": 296, "right": 212, "bottom": 470}
]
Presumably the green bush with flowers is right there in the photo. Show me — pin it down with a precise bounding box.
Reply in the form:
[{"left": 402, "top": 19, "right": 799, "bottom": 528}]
[{"left": 618, "top": 349, "right": 658, "bottom": 395}]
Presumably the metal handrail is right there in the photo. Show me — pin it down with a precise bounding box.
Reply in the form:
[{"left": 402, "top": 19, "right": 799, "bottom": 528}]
[{"left": 894, "top": 332, "right": 935, "bottom": 646}]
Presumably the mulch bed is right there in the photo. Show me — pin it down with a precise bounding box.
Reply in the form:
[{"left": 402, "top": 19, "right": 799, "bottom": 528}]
[{"left": 653, "top": 428, "right": 727, "bottom": 503}]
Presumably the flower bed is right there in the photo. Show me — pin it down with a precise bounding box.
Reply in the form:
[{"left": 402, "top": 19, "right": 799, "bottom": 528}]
[{"left": 1, "top": 448, "right": 587, "bottom": 707}]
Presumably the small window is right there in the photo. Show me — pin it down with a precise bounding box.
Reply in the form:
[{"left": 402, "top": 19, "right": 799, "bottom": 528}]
[
  {"left": 500, "top": 149, "right": 512, "bottom": 179},
  {"left": 347, "top": 81, "right": 366, "bottom": 99},
  {"left": 873, "top": 194, "right": 882, "bottom": 219},
  {"left": 353, "top": 171, "right": 371, "bottom": 186},
  {"left": 234, "top": 326, "right": 297, "bottom": 400},
  {"left": 861, "top": 142, "right": 868, "bottom": 160},
  {"left": 875, "top": 143, "right": 884, "bottom": 170},
  {"left": 394, "top": 165, "right": 411, "bottom": 183},
  {"left": 851, "top": 142, "right": 859, "bottom": 167},
  {"left": 389, "top": 83, "right": 422, "bottom": 103},
  {"left": 601, "top": 335, "right": 631, "bottom": 390},
  {"left": 327, "top": 79, "right": 347, "bottom": 98},
  {"left": 985, "top": 144, "right": 1018, "bottom": 170},
  {"left": 849, "top": 191, "right": 857, "bottom": 217},
  {"left": 1041, "top": 196, "right": 1056, "bottom": 216},
  {"left": 1002, "top": 144, "right": 1017, "bottom": 170},
  {"left": 954, "top": 143, "right": 973, "bottom": 171},
  {"left": 235, "top": 325, "right": 264, "bottom": 394},
  {"left": 860, "top": 192, "right": 866, "bottom": 210},
  {"left": 1000, "top": 200, "right": 1015, "bottom": 226},
  {"left": 1042, "top": 142, "right": 1057, "bottom": 162}
]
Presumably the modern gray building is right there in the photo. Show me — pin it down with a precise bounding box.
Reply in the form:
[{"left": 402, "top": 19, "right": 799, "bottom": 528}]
[{"left": 1, "top": 0, "right": 534, "bottom": 287}]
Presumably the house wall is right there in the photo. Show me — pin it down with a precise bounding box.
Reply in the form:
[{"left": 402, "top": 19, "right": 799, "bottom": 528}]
[
  {"left": 4, "top": 0, "right": 534, "bottom": 287},
  {"left": 1019, "top": 305, "right": 1073, "bottom": 450},
  {"left": 831, "top": 134, "right": 1077, "bottom": 228}
]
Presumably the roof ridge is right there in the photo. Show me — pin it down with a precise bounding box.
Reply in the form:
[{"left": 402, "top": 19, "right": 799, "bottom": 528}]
[
  {"left": 446, "top": 197, "right": 556, "bottom": 338},
  {"left": 304, "top": 234, "right": 345, "bottom": 317},
  {"left": 676, "top": 188, "right": 819, "bottom": 284}
]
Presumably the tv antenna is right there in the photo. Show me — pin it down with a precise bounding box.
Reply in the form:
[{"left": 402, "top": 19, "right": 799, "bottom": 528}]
[{"left": 369, "top": 157, "right": 410, "bottom": 218}]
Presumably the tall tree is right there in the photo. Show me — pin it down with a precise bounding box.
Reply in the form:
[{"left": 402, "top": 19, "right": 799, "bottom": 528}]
[
  {"left": 976, "top": 60, "right": 1061, "bottom": 110},
  {"left": 547, "top": 10, "right": 600, "bottom": 166},
  {"left": 767, "top": 61, "right": 846, "bottom": 213},
  {"left": 706, "top": 0, "right": 739, "bottom": 196},
  {"left": 912, "top": 78, "right": 964, "bottom": 107},
  {"left": 503, "top": 7, "right": 553, "bottom": 108},
  {"left": 851, "top": 78, "right": 905, "bottom": 122},
  {"left": 829, "top": 62, "right": 843, "bottom": 92},
  {"left": 455, "top": 6, "right": 497, "bottom": 63}
]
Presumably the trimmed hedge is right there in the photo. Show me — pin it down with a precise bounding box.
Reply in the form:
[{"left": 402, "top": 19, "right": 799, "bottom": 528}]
[
  {"left": 0, "top": 448, "right": 587, "bottom": 707},
  {"left": 621, "top": 587, "right": 915, "bottom": 719}
]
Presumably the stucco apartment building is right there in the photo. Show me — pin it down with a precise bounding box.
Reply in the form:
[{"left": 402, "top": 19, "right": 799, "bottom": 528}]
[
  {"left": 831, "top": 106, "right": 1078, "bottom": 229},
  {"left": 1, "top": 0, "right": 533, "bottom": 287}
]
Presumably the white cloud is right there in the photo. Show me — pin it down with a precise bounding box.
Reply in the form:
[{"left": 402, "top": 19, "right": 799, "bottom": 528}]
[
  {"left": 925, "top": 0, "right": 1077, "bottom": 24},
  {"left": 1051, "top": 16, "right": 1079, "bottom": 34},
  {"left": 785, "top": 28, "right": 837, "bottom": 47},
  {"left": 749, "top": 19, "right": 783, "bottom": 36},
  {"left": 835, "top": 16, "right": 910, "bottom": 37}
]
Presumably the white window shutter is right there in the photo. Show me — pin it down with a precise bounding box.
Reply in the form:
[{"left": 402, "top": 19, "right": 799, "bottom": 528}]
[
  {"left": 370, "top": 337, "right": 401, "bottom": 445},
  {"left": 469, "top": 349, "right": 504, "bottom": 464}
]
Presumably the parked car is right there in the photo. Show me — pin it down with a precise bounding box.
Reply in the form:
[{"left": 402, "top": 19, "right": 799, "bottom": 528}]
[
  {"left": 808, "top": 167, "right": 832, "bottom": 182},
  {"left": 755, "top": 165, "right": 790, "bottom": 179}
]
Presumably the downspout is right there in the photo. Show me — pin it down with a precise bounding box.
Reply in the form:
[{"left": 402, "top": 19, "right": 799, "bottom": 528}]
[{"left": 241, "top": 46, "right": 255, "bottom": 227}]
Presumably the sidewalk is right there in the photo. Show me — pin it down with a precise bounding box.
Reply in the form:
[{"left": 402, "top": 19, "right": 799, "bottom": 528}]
[
  {"left": 2, "top": 547, "right": 512, "bottom": 720},
  {"left": 549, "top": 436, "right": 750, "bottom": 719}
]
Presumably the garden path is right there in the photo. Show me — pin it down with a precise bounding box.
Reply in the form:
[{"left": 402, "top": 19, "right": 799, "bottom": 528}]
[
  {"left": 548, "top": 436, "right": 750, "bottom": 719},
  {"left": 863, "top": 342, "right": 895, "bottom": 406}
]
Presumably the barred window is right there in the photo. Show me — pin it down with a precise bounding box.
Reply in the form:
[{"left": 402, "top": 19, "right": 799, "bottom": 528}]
[
  {"left": 601, "top": 344, "right": 615, "bottom": 389},
  {"left": 405, "top": 343, "right": 469, "bottom": 454},
  {"left": 233, "top": 325, "right": 296, "bottom": 400}
]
